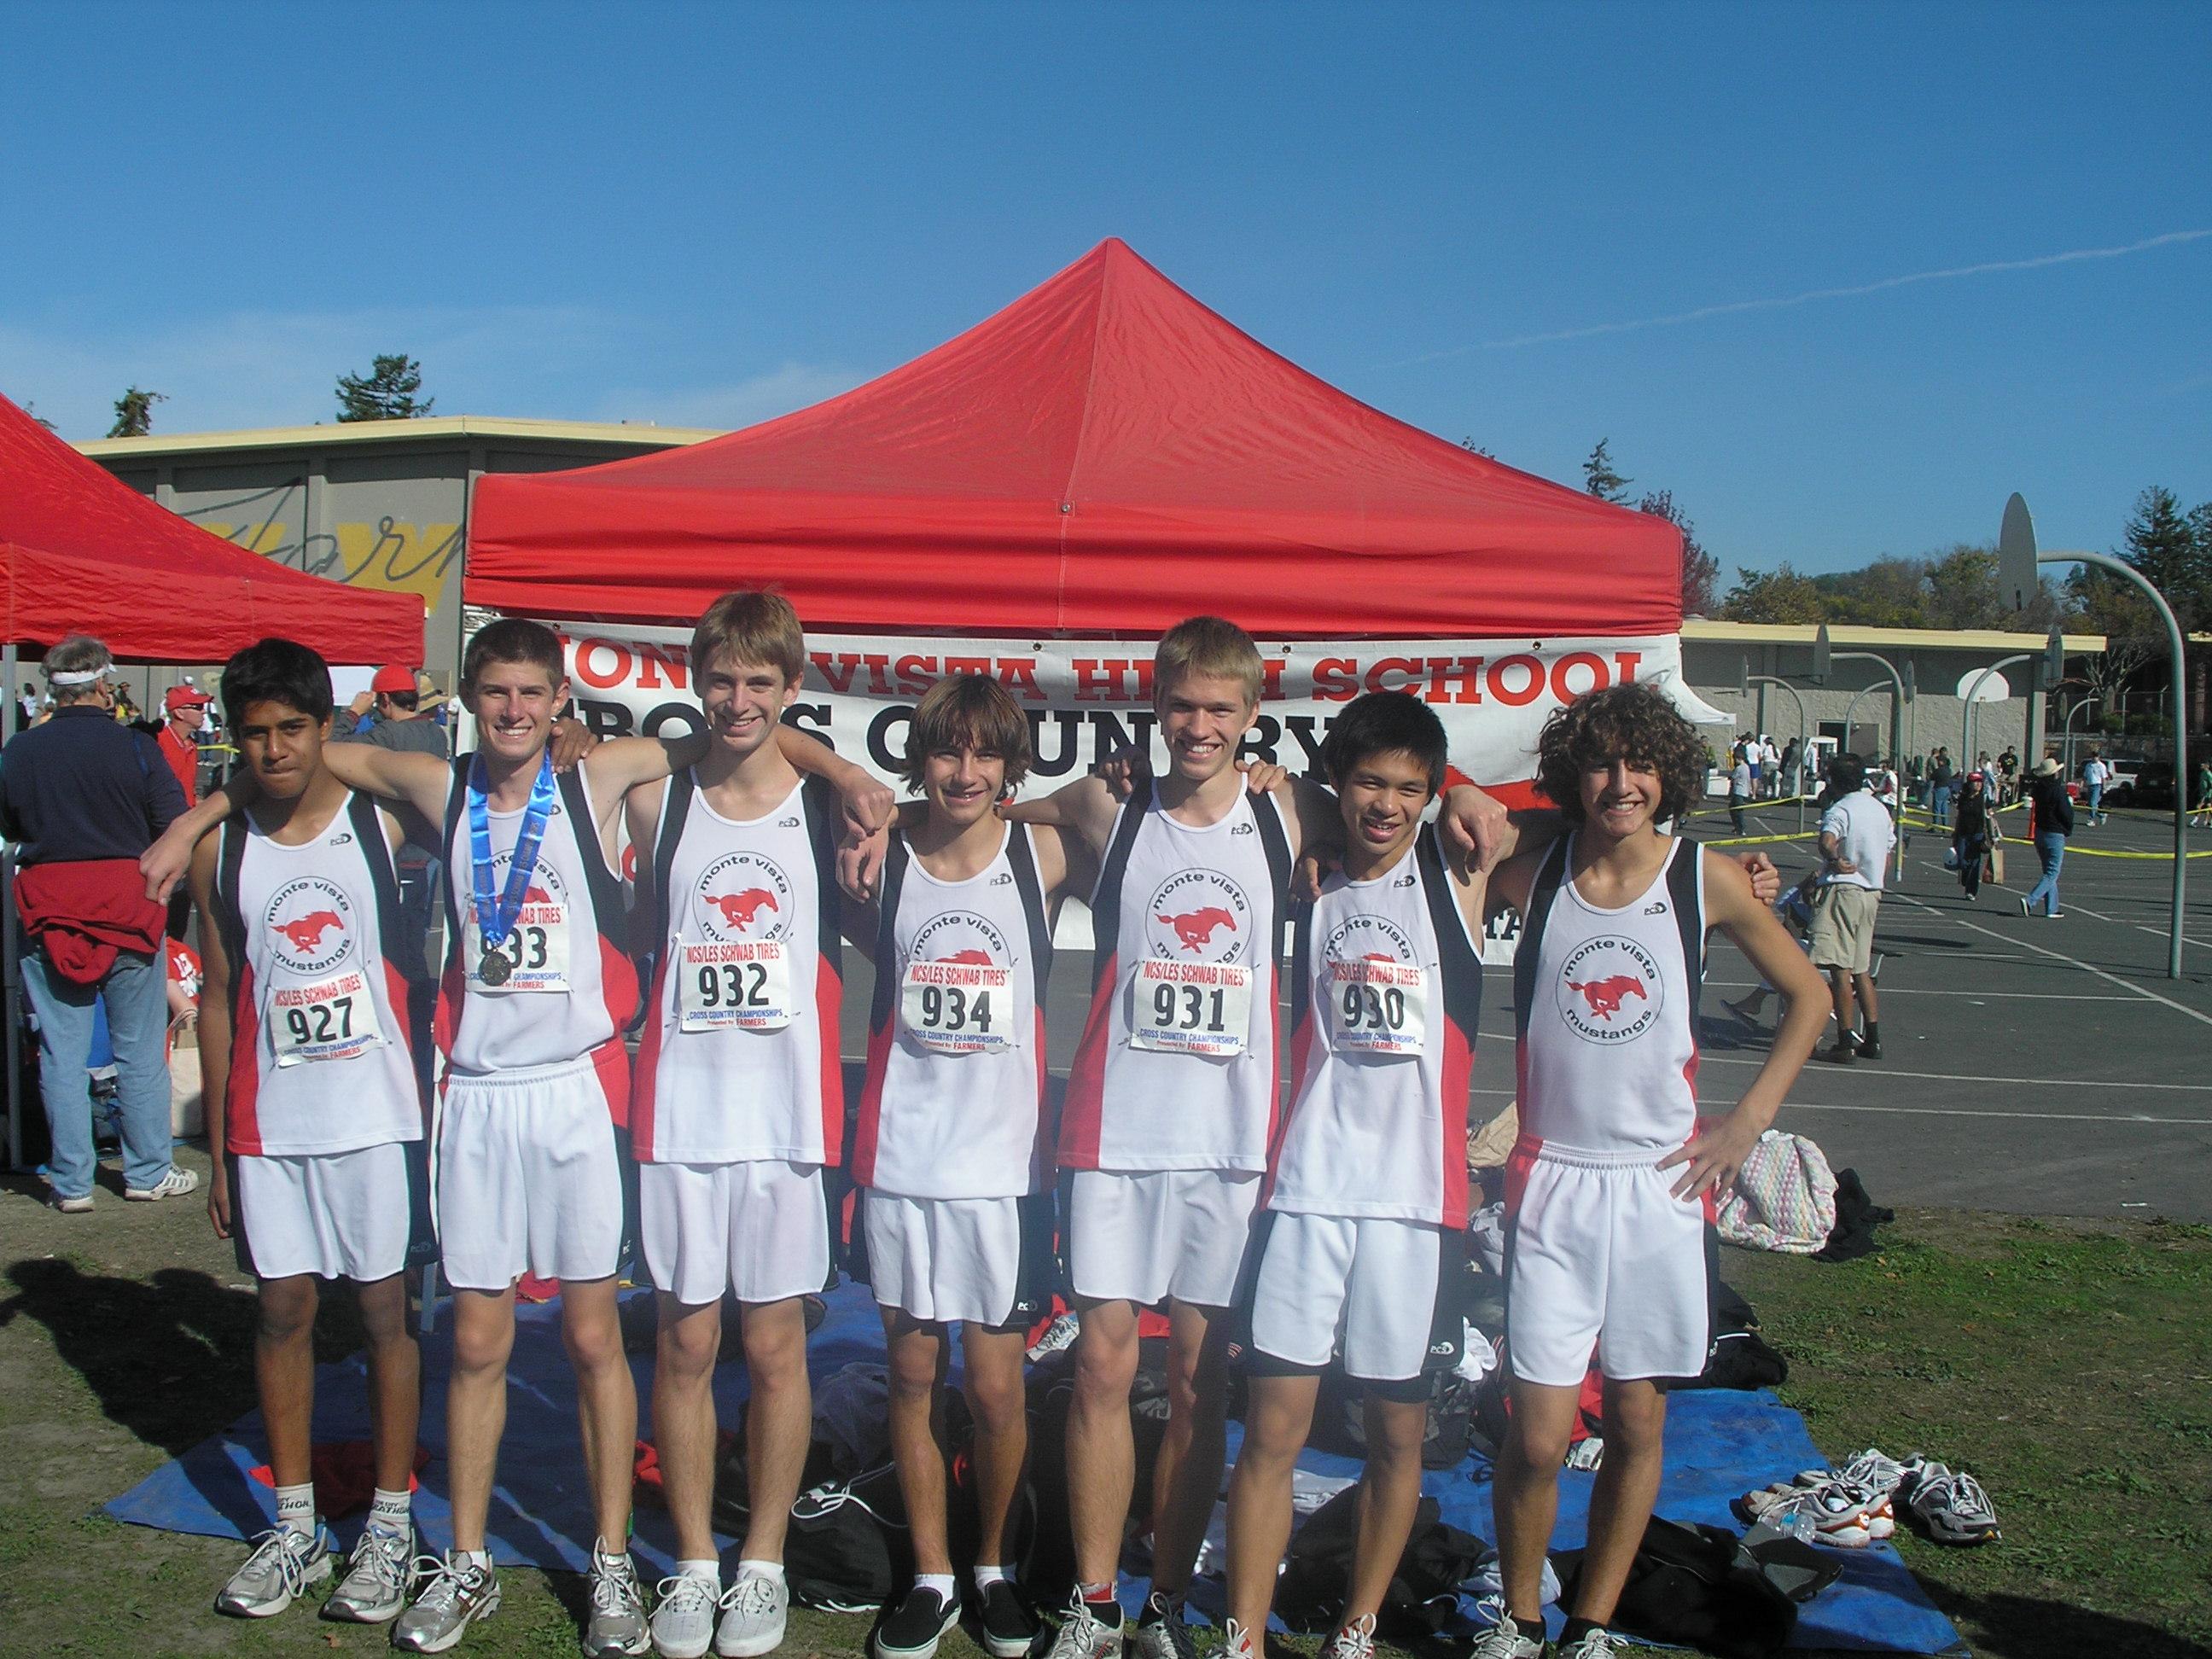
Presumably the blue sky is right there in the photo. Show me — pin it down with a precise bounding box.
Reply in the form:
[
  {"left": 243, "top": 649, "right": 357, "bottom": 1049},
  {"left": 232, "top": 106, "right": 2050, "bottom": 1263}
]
[{"left": 3, "top": 2, "right": 2207, "bottom": 584}]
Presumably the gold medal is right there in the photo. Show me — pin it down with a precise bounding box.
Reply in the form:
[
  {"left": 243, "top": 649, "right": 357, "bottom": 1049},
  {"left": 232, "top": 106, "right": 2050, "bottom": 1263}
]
[{"left": 478, "top": 945, "right": 514, "bottom": 987}]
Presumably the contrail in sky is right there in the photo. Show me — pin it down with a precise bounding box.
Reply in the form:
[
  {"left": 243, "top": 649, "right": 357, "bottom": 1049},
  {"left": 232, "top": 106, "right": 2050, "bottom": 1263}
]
[{"left": 1394, "top": 228, "right": 2212, "bottom": 364}]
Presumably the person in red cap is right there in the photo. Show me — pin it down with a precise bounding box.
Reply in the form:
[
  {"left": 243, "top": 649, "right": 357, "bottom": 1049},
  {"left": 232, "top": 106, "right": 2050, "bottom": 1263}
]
[
  {"left": 160, "top": 684, "right": 212, "bottom": 807},
  {"left": 341, "top": 666, "right": 448, "bottom": 757}
]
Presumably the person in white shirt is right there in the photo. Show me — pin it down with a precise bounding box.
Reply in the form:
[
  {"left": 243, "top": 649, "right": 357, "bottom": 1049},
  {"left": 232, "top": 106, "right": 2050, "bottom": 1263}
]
[
  {"left": 2081, "top": 750, "right": 2110, "bottom": 827},
  {"left": 1808, "top": 755, "right": 1895, "bottom": 1065}
]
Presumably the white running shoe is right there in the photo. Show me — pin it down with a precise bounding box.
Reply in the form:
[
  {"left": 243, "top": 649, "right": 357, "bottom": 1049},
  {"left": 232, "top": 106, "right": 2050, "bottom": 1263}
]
[
  {"left": 1027, "top": 1312, "right": 1081, "bottom": 1362},
  {"left": 323, "top": 1524, "right": 414, "bottom": 1622},
  {"left": 1318, "top": 1612, "right": 1377, "bottom": 1659},
  {"left": 713, "top": 1567, "right": 789, "bottom": 1657},
  {"left": 1819, "top": 1447, "right": 1906, "bottom": 1500},
  {"left": 1219, "top": 1618, "right": 1259, "bottom": 1659},
  {"left": 1046, "top": 1592, "right": 1126, "bottom": 1659},
  {"left": 1557, "top": 1628, "right": 1621, "bottom": 1659},
  {"left": 214, "top": 1524, "right": 331, "bottom": 1617},
  {"left": 125, "top": 1165, "right": 200, "bottom": 1201},
  {"left": 653, "top": 1570, "right": 721, "bottom": 1659},
  {"left": 585, "top": 1549, "right": 651, "bottom": 1656},
  {"left": 1901, "top": 1458, "right": 2001, "bottom": 1545},
  {"left": 1127, "top": 1591, "right": 1193, "bottom": 1659},
  {"left": 1733, "top": 1476, "right": 1883, "bottom": 1547},
  {"left": 1468, "top": 1614, "right": 1545, "bottom": 1659}
]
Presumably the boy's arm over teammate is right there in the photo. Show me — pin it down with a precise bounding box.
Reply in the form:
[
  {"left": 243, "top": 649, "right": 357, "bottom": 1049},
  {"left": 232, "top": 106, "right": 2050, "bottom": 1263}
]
[
  {"left": 1655, "top": 850, "right": 1826, "bottom": 1201},
  {"left": 187, "top": 832, "right": 236, "bottom": 1240}
]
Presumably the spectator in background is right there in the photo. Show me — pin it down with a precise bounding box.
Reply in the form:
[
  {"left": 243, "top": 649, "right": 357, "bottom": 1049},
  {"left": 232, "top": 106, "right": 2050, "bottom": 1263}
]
[
  {"left": 1998, "top": 747, "right": 2019, "bottom": 806},
  {"left": 1810, "top": 754, "right": 1894, "bottom": 1065},
  {"left": 334, "top": 665, "right": 448, "bottom": 980},
  {"left": 2021, "top": 757, "right": 2075, "bottom": 919},
  {"left": 2191, "top": 759, "right": 2212, "bottom": 830},
  {"left": 0, "top": 634, "right": 195, "bottom": 1210},
  {"left": 156, "top": 685, "right": 212, "bottom": 940},
  {"left": 1929, "top": 748, "right": 1955, "bottom": 828},
  {"left": 2080, "top": 748, "right": 2110, "bottom": 827},
  {"left": 17, "top": 681, "right": 39, "bottom": 729},
  {"left": 1779, "top": 736, "right": 1802, "bottom": 800},
  {"left": 1727, "top": 747, "right": 1753, "bottom": 835},
  {"left": 1951, "top": 770, "right": 1990, "bottom": 901}
]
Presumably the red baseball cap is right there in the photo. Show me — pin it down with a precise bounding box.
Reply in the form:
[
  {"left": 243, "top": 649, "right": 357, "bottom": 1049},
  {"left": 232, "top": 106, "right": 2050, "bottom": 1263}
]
[
  {"left": 164, "top": 684, "right": 212, "bottom": 713},
  {"left": 371, "top": 665, "right": 420, "bottom": 696}
]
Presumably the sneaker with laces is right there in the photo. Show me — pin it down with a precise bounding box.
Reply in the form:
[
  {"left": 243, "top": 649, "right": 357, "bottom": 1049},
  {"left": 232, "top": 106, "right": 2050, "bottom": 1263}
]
[
  {"left": 392, "top": 1552, "right": 502, "bottom": 1653},
  {"left": 1127, "top": 1591, "right": 1194, "bottom": 1659},
  {"left": 1219, "top": 1618, "right": 1258, "bottom": 1659},
  {"left": 125, "top": 1165, "right": 200, "bottom": 1201},
  {"left": 1026, "top": 1312, "right": 1081, "bottom": 1362},
  {"left": 47, "top": 1188, "right": 94, "bottom": 1213},
  {"left": 1468, "top": 1613, "right": 1545, "bottom": 1659},
  {"left": 214, "top": 1524, "right": 332, "bottom": 1617},
  {"left": 1818, "top": 1038, "right": 1856, "bottom": 1065},
  {"left": 1734, "top": 1475, "right": 1883, "bottom": 1547},
  {"left": 874, "top": 1585, "right": 960, "bottom": 1659},
  {"left": 979, "top": 1580, "right": 1043, "bottom": 1659},
  {"left": 585, "top": 1549, "right": 650, "bottom": 1657},
  {"left": 652, "top": 1571, "right": 722, "bottom": 1659},
  {"left": 714, "top": 1567, "right": 789, "bottom": 1657},
  {"left": 1319, "top": 1612, "right": 1377, "bottom": 1659},
  {"left": 323, "top": 1525, "right": 414, "bottom": 1623},
  {"left": 1045, "top": 1592, "right": 1125, "bottom": 1659},
  {"left": 1901, "top": 1458, "right": 2000, "bottom": 1545},
  {"left": 1557, "top": 1627, "right": 1620, "bottom": 1659}
]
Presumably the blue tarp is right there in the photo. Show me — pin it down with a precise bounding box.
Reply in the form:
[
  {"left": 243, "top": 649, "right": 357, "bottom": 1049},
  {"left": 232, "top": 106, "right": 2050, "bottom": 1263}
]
[{"left": 107, "top": 1281, "right": 1960, "bottom": 1653}]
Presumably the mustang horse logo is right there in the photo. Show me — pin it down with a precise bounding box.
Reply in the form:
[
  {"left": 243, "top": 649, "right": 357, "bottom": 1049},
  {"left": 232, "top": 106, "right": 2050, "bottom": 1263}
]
[
  {"left": 273, "top": 911, "right": 343, "bottom": 951},
  {"left": 936, "top": 948, "right": 995, "bottom": 965},
  {"left": 1158, "top": 907, "right": 1236, "bottom": 952},
  {"left": 708, "top": 888, "right": 780, "bottom": 928},
  {"left": 1567, "top": 975, "right": 1647, "bottom": 1021}
]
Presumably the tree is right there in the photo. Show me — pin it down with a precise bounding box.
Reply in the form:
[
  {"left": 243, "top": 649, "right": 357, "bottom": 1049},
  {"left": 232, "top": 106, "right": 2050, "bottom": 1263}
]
[
  {"left": 106, "top": 386, "right": 165, "bottom": 438},
  {"left": 1458, "top": 437, "right": 1495, "bottom": 458},
  {"left": 2120, "top": 485, "right": 2209, "bottom": 632},
  {"left": 1581, "top": 438, "right": 1630, "bottom": 504},
  {"left": 335, "top": 354, "right": 434, "bottom": 423},
  {"left": 2067, "top": 563, "right": 2161, "bottom": 711},
  {"left": 1636, "top": 488, "right": 1719, "bottom": 616},
  {"left": 1718, "top": 562, "right": 1827, "bottom": 623},
  {"left": 21, "top": 402, "right": 57, "bottom": 432}
]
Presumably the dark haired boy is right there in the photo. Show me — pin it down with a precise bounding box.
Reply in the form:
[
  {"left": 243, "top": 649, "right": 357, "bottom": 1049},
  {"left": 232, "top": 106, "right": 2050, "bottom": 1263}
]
[
  {"left": 851, "top": 675, "right": 1091, "bottom": 1659},
  {"left": 146, "top": 617, "right": 891, "bottom": 1657},
  {"left": 190, "top": 638, "right": 429, "bottom": 1625},
  {"left": 1220, "top": 692, "right": 1487, "bottom": 1659},
  {"left": 1476, "top": 682, "right": 1825, "bottom": 1659}
]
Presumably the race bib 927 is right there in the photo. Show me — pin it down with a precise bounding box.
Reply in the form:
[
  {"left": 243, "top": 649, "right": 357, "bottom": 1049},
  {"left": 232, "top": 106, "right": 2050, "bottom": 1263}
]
[
  {"left": 1129, "top": 958, "right": 1252, "bottom": 1057},
  {"left": 270, "top": 971, "right": 387, "bottom": 1067}
]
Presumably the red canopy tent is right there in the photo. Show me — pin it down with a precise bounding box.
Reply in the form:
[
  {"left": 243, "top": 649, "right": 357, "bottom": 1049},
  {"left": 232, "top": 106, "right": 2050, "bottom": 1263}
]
[
  {"left": 468, "top": 238, "right": 1680, "bottom": 637},
  {"left": 0, "top": 391, "right": 423, "bottom": 663}
]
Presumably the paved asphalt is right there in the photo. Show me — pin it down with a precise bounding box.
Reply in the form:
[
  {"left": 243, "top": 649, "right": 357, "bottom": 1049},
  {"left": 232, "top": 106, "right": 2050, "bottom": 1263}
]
[{"left": 836, "top": 800, "right": 2212, "bottom": 1224}]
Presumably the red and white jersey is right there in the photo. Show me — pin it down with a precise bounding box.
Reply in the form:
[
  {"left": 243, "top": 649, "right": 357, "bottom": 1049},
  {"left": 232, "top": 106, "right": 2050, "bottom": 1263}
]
[
  {"left": 854, "top": 822, "right": 1054, "bottom": 1200},
  {"left": 434, "top": 756, "right": 637, "bottom": 1101},
  {"left": 632, "top": 772, "right": 844, "bottom": 1166},
  {"left": 1062, "top": 784, "right": 1290, "bottom": 1173},
  {"left": 213, "top": 790, "right": 422, "bottom": 1157},
  {"left": 1270, "top": 827, "right": 1482, "bottom": 1228},
  {"left": 1513, "top": 835, "right": 1706, "bottom": 1154}
]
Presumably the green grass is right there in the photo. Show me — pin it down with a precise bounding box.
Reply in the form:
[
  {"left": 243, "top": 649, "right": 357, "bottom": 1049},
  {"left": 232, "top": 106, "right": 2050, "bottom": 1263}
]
[{"left": 3, "top": 1166, "right": 2209, "bottom": 1657}]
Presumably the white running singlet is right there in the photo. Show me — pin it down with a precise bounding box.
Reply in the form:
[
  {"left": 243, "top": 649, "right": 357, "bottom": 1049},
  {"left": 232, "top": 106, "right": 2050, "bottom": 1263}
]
[
  {"left": 213, "top": 789, "right": 422, "bottom": 1157},
  {"left": 853, "top": 821, "right": 1054, "bottom": 1200},
  {"left": 1270, "top": 826, "right": 1481, "bottom": 1228},
  {"left": 435, "top": 755, "right": 637, "bottom": 1088},
  {"left": 1512, "top": 835, "right": 1704, "bottom": 1153},
  {"left": 632, "top": 771, "right": 844, "bottom": 1165},
  {"left": 1061, "top": 784, "right": 1290, "bottom": 1173}
]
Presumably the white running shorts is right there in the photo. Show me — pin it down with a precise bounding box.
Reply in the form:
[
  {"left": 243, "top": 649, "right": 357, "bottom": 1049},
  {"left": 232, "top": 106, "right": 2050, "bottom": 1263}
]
[
  {"left": 230, "top": 1141, "right": 415, "bottom": 1283},
  {"left": 1065, "top": 1167, "right": 1260, "bottom": 1309},
  {"left": 861, "top": 1190, "right": 1051, "bottom": 1331},
  {"left": 1504, "top": 1140, "right": 1716, "bottom": 1386},
  {"left": 1245, "top": 1211, "right": 1447, "bottom": 1386},
  {"left": 639, "top": 1157, "right": 829, "bottom": 1307},
  {"left": 434, "top": 1054, "right": 627, "bottom": 1290}
]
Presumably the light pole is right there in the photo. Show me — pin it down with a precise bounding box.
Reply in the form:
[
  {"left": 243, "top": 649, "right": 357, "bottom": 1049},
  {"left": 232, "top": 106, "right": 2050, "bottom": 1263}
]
[
  {"left": 2062, "top": 695, "right": 2100, "bottom": 777},
  {"left": 2000, "top": 493, "right": 2187, "bottom": 980},
  {"left": 1833, "top": 651, "right": 1910, "bottom": 877}
]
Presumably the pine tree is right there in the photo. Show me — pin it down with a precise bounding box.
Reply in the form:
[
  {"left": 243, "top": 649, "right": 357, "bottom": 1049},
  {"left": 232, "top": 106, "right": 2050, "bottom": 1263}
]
[
  {"left": 2119, "top": 485, "right": 2209, "bottom": 632},
  {"left": 335, "top": 354, "right": 434, "bottom": 423},
  {"left": 1581, "top": 438, "right": 1630, "bottom": 503},
  {"left": 106, "top": 386, "right": 165, "bottom": 438}
]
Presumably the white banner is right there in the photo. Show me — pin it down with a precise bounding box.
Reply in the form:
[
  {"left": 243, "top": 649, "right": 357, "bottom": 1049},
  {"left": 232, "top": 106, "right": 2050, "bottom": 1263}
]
[{"left": 543, "top": 624, "right": 1714, "bottom": 794}]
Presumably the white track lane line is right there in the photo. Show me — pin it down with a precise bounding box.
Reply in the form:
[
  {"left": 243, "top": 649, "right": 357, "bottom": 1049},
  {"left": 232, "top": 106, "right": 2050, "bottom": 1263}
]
[{"left": 1885, "top": 889, "right": 2212, "bottom": 1028}]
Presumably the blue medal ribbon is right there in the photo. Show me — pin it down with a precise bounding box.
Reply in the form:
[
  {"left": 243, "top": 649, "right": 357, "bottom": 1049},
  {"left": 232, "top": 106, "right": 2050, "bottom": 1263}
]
[{"left": 469, "top": 752, "right": 558, "bottom": 983}]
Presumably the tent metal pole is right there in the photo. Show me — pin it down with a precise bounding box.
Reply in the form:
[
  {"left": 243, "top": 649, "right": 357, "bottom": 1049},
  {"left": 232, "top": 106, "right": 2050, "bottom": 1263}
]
[{"left": 3, "top": 637, "right": 20, "bottom": 1173}]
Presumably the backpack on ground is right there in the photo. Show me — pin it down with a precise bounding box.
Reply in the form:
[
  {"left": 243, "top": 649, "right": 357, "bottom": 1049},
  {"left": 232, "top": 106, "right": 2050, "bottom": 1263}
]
[{"left": 1551, "top": 1516, "right": 1807, "bottom": 1659}]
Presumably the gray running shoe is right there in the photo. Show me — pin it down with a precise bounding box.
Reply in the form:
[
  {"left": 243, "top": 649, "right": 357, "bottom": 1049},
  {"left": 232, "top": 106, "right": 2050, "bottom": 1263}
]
[
  {"left": 1468, "top": 1614, "right": 1545, "bottom": 1659},
  {"left": 1557, "top": 1629, "right": 1621, "bottom": 1659},
  {"left": 214, "top": 1525, "right": 331, "bottom": 1617},
  {"left": 1045, "top": 1592, "right": 1125, "bottom": 1659},
  {"left": 713, "top": 1568, "right": 789, "bottom": 1658},
  {"left": 585, "top": 1549, "right": 651, "bottom": 1657},
  {"left": 652, "top": 1571, "right": 721, "bottom": 1659},
  {"left": 1126, "top": 1592, "right": 1191, "bottom": 1659},
  {"left": 392, "top": 1552, "right": 501, "bottom": 1653},
  {"left": 324, "top": 1525, "right": 415, "bottom": 1623}
]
